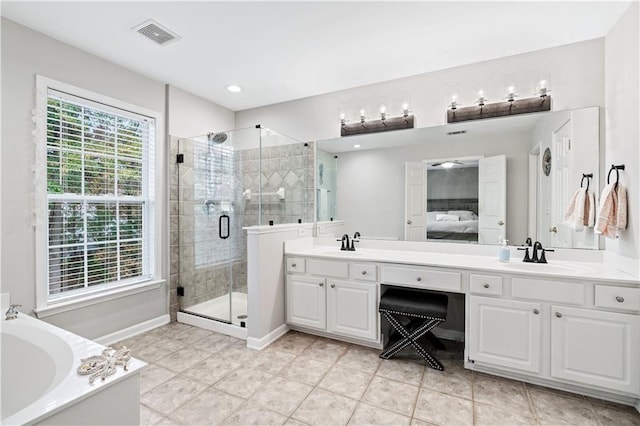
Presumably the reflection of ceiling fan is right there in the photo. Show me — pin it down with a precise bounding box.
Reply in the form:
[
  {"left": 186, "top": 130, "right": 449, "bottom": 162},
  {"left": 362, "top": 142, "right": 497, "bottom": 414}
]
[{"left": 431, "top": 160, "right": 464, "bottom": 168}]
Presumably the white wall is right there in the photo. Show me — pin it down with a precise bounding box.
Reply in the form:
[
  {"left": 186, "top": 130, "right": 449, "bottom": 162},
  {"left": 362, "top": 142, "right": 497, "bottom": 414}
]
[
  {"left": 236, "top": 39, "right": 604, "bottom": 141},
  {"left": 1, "top": 19, "right": 235, "bottom": 338},
  {"left": 0, "top": 18, "right": 168, "bottom": 337},
  {"left": 604, "top": 2, "right": 640, "bottom": 272},
  {"left": 336, "top": 132, "right": 531, "bottom": 243},
  {"left": 168, "top": 85, "right": 235, "bottom": 138}
]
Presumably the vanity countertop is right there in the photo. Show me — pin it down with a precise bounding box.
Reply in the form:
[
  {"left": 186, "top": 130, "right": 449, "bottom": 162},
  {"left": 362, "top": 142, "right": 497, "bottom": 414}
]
[{"left": 285, "top": 243, "right": 640, "bottom": 285}]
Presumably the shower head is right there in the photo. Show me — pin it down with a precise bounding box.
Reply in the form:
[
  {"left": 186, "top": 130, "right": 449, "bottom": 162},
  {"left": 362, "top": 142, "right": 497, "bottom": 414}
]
[{"left": 207, "top": 132, "right": 228, "bottom": 144}]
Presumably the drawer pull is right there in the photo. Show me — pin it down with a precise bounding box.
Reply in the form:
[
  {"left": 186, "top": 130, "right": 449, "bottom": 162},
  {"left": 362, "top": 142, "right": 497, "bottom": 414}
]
[
  {"left": 555, "top": 312, "right": 563, "bottom": 318},
  {"left": 616, "top": 296, "right": 625, "bottom": 303},
  {"left": 319, "top": 282, "right": 324, "bottom": 287},
  {"left": 416, "top": 277, "right": 422, "bottom": 282},
  {"left": 361, "top": 270, "right": 367, "bottom": 275},
  {"left": 291, "top": 263, "right": 297, "bottom": 268},
  {"left": 533, "top": 309, "right": 540, "bottom": 315},
  {"left": 483, "top": 283, "right": 490, "bottom": 289},
  {"left": 330, "top": 284, "right": 335, "bottom": 288}
]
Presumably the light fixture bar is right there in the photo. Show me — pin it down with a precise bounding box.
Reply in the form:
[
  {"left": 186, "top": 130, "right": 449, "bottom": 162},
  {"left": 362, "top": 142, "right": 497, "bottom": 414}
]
[{"left": 447, "top": 96, "right": 551, "bottom": 123}]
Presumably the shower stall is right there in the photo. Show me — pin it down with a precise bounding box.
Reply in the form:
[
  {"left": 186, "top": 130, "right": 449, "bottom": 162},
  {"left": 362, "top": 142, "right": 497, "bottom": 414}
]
[{"left": 169, "top": 126, "right": 313, "bottom": 337}]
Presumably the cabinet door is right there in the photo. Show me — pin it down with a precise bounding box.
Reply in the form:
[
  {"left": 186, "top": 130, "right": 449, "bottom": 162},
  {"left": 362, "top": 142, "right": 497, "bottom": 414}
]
[
  {"left": 286, "top": 275, "right": 326, "bottom": 330},
  {"left": 551, "top": 306, "right": 640, "bottom": 395},
  {"left": 327, "top": 279, "right": 378, "bottom": 342},
  {"left": 468, "top": 296, "right": 542, "bottom": 373}
]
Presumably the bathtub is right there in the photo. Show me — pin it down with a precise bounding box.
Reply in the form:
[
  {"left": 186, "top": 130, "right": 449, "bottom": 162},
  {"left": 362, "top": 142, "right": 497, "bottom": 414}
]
[{"left": 1, "top": 312, "right": 146, "bottom": 425}]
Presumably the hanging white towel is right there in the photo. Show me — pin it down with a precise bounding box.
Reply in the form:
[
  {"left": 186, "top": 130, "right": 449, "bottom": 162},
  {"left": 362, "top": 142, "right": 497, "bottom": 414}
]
[
  {"left": 563, "top": 188, "right": 587, "bottom": 231},
  {"left": 595, "top": 183, "right": 628, "bottom": 239}
]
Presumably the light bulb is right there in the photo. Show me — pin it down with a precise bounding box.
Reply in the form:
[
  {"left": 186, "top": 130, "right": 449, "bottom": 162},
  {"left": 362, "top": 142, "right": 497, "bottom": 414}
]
[
  {"left": 402, "top": 102, "right": 409, "bottom": 110},
  {"left": 353, "top": 144, "right": 361, "bottom": 148},
  {"left": 379, "top": 105, "right": 386, "bottom": 114},
  {"left": 539, "top": 80, "right": 546, "bottom": 89},
  {"left": 339, "top": 113, "right": 346, "bottom": 125},
  {"left": 478, "top": 90, "right": 484, "bottom": 97},
  {"left": 360, "top": 110, "right": 366, "bottom": 124}
]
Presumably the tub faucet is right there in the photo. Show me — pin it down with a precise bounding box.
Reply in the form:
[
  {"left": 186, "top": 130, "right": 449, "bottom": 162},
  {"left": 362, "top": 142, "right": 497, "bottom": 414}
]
[{"left": 5, "top": 304, "right": 21, "bottom": 320}]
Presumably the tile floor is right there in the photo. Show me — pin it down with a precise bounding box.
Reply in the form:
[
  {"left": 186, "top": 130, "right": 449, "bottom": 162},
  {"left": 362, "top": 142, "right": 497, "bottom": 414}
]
[{"left": 120, "top": 322, "right": 640, "bottom": 426}]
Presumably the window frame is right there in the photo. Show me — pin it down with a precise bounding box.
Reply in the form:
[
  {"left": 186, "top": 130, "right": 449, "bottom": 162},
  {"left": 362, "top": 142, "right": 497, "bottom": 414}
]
[{"left": 34, "top": 76, "right": 164, "bottom": 312}]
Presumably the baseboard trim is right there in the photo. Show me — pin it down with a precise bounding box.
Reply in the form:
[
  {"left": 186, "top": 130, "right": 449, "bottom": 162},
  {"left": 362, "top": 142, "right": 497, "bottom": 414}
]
[
  {"left": 177, "top": 311, "right": 248, "bottom": 340},
  {"left": 95, "top": 314, "right": 170, "bottom": 346},
  {"left": 247, "top": 323, "right": 290, "bottom": 350}
]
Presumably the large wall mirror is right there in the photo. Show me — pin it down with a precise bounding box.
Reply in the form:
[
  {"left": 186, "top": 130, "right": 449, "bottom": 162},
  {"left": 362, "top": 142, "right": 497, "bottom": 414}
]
[{"left": 316, "top": 106, "right": 600, "bottom": 249}]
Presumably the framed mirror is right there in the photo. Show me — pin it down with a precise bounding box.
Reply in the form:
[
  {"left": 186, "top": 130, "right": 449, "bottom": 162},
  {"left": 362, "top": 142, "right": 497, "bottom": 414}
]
[{"left": 316, "top": 106, "right": 600, "bottom": 249}]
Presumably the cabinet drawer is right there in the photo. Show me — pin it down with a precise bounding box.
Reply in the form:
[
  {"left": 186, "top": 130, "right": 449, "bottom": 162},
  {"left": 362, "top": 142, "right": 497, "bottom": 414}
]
[
  {"left": 512, "top": 278, "right": 584, "bottom": 304},
  {"left": 595, "top": 285, "right": 640, "bottom": 312},
  {"left": 381, "top": 265, "right": 461, "bottom": 292},
  {"left": 349, "top": 263, "right": 377, "bottom": 281},
  {"left": 286, "top": 257, "right": 306, "bottom": 274},
  {"left": 309, "top": 259, "right": 348, "bottom": 278},
  {"left": 470, "top": 274, "right": 503, "bottom": 296}
]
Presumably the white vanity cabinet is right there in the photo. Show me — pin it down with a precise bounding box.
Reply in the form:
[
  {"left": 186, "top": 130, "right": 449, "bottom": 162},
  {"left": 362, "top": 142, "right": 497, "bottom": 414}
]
[
  {"left": 468, "top": 296, "right": 542, "bottom": 374},
  {"left": 550, "top": 305, "right": 640, "bottom": 394},
  {"left": 285, "top": 257, "right": 379, "bottom": 344},
  {"left": 286, "top": 275, "right": 326, "bottom": 330},
  {"left": 468, "top": 277, "right": 640, "bottom": 397}
]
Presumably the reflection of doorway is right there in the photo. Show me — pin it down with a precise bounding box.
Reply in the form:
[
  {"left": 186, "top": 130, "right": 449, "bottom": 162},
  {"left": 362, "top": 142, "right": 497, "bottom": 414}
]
[
  {"left": 551, "top": 119, "right": 573, "bottom": 248},
  {"left": 404, "top": 156, "right": 506, "bottom": 243}
]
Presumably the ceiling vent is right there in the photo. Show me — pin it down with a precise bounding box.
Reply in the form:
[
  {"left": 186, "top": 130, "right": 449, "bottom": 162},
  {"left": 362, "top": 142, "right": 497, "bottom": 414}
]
[{"left": 133, "top": 19, "right": 180, "bottom": 46}]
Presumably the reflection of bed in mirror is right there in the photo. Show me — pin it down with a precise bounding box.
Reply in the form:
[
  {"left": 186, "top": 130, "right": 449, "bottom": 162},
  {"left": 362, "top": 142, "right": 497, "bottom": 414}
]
[{"left": 426, "top": 198, "right": 478, "bottom": 242}]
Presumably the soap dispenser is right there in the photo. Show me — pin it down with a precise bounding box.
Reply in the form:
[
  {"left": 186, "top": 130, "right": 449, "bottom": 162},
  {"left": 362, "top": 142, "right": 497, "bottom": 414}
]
[{"left": 499, "top": 238, "right": 510, "bottom": 263}]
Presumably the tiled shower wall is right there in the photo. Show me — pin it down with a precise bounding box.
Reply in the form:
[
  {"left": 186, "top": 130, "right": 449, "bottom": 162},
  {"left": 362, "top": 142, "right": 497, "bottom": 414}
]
[{"left": 169, "top": 136, "right": 315, "bottom": 321}]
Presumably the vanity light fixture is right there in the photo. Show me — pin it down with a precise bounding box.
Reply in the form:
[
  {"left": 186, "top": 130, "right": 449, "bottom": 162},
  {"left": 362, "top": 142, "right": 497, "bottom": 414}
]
[
  {"left": 226, "top": 85, "right": 242, "bottom": 93},
  {"left": 448, "top": 83, "right": 551, "bottom": 124},
  {"left": 380, "top": 105, "right": 387, "bottom": 121},
  {"left": 476, "top": 90, "right": 487, "bottom": 107},
  {"left": 537, "top": 80, "right": 550, "bottom": 97},
  {"left": 341, "top": 105, "right": 415, "bottom": 137},
  {"left": 449, "top": 95, "right": 459, "bottom": 110}
]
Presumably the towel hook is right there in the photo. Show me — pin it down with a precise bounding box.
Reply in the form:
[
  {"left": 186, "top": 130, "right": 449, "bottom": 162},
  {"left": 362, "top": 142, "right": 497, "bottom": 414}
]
[
  {"left": 581, "top": 173, "right": 593, "bottom": 191},
  {"left": 607, "top": 164, "right": 626, "bottom": 187}
]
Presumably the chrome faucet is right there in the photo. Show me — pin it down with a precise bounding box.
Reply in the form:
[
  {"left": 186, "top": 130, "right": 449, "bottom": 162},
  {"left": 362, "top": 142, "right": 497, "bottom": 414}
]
[
  {"left": 5, "top": 304, "right": 21, "bottom": 320},
  {"left": 337, "top": 234, "right": 350, "bottom": 251}
]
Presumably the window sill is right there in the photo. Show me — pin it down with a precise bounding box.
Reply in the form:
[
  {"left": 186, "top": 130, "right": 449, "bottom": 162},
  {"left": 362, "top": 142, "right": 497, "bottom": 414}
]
[{"left": 34, "top": 279, "right": 165, "bottom": 319}]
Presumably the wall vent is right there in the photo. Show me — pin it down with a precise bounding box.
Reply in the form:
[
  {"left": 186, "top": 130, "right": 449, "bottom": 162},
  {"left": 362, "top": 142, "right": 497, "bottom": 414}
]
[
  {"left": 133, "top": 19, "right": 181, "bottom": 46},
  {"left": 447, "top": 130, "right": 467, "bottom": 136}
]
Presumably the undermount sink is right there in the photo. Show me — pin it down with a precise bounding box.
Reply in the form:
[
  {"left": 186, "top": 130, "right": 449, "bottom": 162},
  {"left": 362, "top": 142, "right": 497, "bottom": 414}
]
[{"left": 314, "top": 248, "right": 364, "bottom": 256}]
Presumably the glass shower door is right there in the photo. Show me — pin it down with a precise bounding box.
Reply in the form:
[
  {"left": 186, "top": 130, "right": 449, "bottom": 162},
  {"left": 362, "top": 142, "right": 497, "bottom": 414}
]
[{"left": 178, "top": 128, "right": 253, "bottom": 324}]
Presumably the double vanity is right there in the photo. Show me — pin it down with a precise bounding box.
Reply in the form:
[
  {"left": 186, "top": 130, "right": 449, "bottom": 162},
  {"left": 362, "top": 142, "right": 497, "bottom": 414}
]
[{"left": 283, "top": 237, "right": 640, "bottom": 408}]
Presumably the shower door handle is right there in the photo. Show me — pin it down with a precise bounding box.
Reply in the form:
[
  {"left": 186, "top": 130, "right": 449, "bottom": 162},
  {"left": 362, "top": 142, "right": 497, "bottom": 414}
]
[{"left": 219, "top": 214, "right": 230, "bottom": 239}]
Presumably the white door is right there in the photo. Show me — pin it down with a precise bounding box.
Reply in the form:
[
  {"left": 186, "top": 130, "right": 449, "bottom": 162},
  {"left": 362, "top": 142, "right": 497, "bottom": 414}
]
[
  {"left": 478, "top": 155, "right": 506, "bottom": 244},
  {"left": 468, "top": 296, "right": 542, "bottom": 373},
  {"left": 327, "top": 279, "right": 378, "bottom": 342},
  {"left": 286, "top": 275, "right": 326, "bottom": 330},
  {"left": 405, "top": 162, "right": 427, "bottom": 241},
  {"left": 551, "top": 119, "right": 573, "bottom": 247},
  {"left": 551, "top": 306, "right": 640, "bottom": 394}
]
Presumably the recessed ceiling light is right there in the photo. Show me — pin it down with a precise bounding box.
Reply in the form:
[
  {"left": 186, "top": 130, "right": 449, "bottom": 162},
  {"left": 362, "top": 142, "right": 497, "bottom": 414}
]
[
  {"left": 226, "top": 85, "right": 242, "bottom": 93},
  {"left": 353, "top": 144, "right": 361, "bottom": 148}
]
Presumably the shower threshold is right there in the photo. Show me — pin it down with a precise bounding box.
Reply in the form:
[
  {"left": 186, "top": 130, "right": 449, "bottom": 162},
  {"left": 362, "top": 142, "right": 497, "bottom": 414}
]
[{"left": 177, "top": 292, "right": 248, "bottom": 340}]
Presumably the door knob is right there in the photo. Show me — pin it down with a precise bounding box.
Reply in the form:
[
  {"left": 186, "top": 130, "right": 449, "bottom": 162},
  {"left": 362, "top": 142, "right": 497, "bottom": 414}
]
[
  {"left": 497, "top": 220, "right": 504, "bottom": 226},
  {"left": 549, "top": 227, "right": 558, "bottom": 234},
  {"left": 407, "top": 220, "right": 412, "bottom": 225}
]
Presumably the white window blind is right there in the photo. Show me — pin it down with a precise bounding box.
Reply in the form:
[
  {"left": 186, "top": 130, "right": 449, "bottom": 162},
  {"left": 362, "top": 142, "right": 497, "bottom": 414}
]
[{"left": 45, "top": 89, "right": 155, "bottom": 301}]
